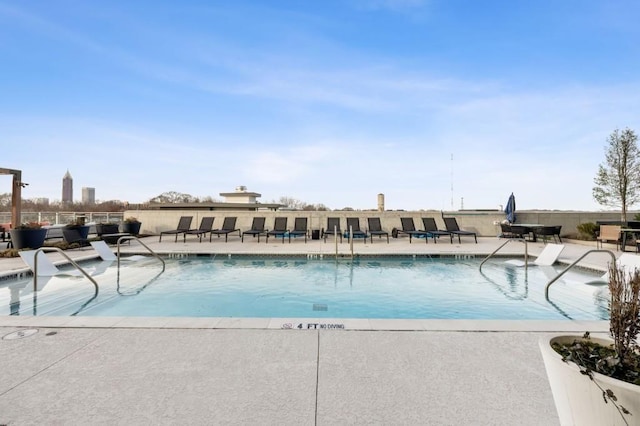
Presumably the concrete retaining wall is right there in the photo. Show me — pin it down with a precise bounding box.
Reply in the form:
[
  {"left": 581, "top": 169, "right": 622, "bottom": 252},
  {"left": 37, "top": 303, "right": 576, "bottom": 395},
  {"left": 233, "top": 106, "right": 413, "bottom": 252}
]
[{"left": 124, "top": 209, "right": 627, "bottom": 237}]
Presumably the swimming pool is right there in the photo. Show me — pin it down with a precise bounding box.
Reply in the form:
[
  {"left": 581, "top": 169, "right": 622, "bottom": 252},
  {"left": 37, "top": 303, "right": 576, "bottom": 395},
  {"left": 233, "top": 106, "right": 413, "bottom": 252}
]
[{"left": 0, "top": 256, "right": 609, "bottom": 320}]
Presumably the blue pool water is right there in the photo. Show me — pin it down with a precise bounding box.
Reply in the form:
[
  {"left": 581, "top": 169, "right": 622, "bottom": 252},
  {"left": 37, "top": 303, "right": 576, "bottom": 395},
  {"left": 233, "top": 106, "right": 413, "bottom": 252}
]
[{"left": 0, "top": 256, "right": 609, "bottom": 320}]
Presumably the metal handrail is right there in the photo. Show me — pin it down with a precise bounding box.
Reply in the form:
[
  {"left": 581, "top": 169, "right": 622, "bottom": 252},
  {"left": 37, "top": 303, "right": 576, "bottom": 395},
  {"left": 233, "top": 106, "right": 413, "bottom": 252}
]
[
  {"left": 115, "top": 236, "right": 165, "bottom": 272},
  {"left": 544, "top": 249, "right": 616, "bottom": 298},
  {"left": 479, "top": 238, "right": 529, "bottom": 272},
  {"left": 32, "top": 247, "right": 99, "bottom": 296}
]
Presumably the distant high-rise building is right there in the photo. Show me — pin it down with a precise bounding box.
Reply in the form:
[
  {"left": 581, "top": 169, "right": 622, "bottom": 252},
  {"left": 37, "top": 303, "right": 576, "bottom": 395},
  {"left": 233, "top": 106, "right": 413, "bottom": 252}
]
[
  {"left": 62, "top": 170, "right": 73, "bottom": 204},
  {"left": 82, "top": 187, "right": 95, "bottom": 205}
]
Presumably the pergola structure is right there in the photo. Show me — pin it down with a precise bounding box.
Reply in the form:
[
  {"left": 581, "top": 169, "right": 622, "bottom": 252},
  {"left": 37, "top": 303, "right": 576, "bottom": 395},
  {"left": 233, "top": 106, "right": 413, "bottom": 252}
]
[{"left": 0, "top": 167, "right": 23, "bottom": 228}]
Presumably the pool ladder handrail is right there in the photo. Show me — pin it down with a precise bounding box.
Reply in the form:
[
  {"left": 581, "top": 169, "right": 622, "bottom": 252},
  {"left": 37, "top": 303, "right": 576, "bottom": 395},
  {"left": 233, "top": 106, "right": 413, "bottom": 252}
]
[
  {"left": 32, "top": 247, "right": 99, "bottom": 296},
  {"left": 479, "top": 238, "right": 529, "bottom": 272},
  {"left": 116, "top": 235, "right": 166, "bottom": 272},
  {"left": 544, "top": 249, "right": 615, "bottom": 299}
]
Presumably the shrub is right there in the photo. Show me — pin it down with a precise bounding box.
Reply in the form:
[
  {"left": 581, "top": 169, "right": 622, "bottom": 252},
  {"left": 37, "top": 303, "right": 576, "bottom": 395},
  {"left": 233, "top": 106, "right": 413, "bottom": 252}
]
[{"left": 576, "top": 222, "right": 598, "bottom": 240}]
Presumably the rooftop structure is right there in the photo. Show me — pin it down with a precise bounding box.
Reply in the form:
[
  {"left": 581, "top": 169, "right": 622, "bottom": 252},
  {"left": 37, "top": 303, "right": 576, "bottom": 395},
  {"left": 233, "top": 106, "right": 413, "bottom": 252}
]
[{"left": 219, "top": 185, "right": 261, "bottom": 204}]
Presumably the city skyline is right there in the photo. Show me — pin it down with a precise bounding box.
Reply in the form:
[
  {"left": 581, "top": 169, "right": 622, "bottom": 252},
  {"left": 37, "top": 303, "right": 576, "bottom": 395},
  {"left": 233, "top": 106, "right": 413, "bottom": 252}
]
[{"left": 2, "top": 1, "right": 640, "bottom": 211}]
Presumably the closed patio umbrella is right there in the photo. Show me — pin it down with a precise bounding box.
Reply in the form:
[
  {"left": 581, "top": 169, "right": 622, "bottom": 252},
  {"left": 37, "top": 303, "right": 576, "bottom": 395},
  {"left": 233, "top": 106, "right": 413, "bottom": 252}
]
[{"left": 505, "top": 193, "right": 516, "bottom": 223}]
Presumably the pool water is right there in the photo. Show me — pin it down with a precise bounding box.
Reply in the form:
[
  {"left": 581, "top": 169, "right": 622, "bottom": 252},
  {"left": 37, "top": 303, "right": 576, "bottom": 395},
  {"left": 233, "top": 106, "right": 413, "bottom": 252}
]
[{"left": 0, "top": 256, "right": 610, "bottom": 320}]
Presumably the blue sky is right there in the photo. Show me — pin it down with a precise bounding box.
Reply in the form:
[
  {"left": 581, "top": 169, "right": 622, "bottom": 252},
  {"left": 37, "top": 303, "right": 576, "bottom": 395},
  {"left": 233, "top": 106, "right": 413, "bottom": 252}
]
[{"left": 1, "top": 0, "right": 639, "bottom": 211}]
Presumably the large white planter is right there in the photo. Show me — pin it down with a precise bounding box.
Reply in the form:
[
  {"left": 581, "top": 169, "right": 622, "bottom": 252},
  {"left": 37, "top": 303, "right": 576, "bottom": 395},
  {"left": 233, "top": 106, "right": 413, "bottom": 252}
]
[{"left": 539, "top": 335, "right": 640, "bottom": 426}]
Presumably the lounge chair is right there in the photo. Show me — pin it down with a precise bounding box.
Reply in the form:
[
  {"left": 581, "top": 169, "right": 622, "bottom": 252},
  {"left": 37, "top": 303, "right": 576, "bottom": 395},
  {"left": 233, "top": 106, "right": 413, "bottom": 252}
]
[
  {"left": 367, "top": 217, "right": 389, "bottom": 243},
  {"left": 346, "top": 218, "right": 367, "bottom": 243},
  {"left": 596, "top": 225, "right": 621, "bottom": 250},
  {"left": 90, "top": 241, "right": 146, "bottom": 262},
  {"left": 397, "top": 217, "right": 430, "bottom": 243},
  {"left": 184, "top": 217, "right": 215, "bottom": 243},
  {"left": 421, "top": 218, "right": 453, "bottom": 243},
  {"left": 509, "top": 225, "right": 530, "bottom": 241},
  {"left": 209, "top": 217, "right": 241, "bottom": 242},
  {"left": 443, "top": 217, "right": 477, "bottom": 243},
  {"left": 242, "top": 217, "right": 266, "bottom": 243},
  {"left": 322, "top": 217, "right": 342, "bottom": 243},
  {"left": 266, "top": 217, "right": 288, "bottom": 243},
  {"left": 289, "top": 217, "right": 309, "bottom": 243},
  {"left": 534, "top": 225, "right": 562, "bottom": 244},
  {"left": 158, "top": 216, "right": 193, "bottom": 242},
  {"left": 505, "top": 243, "right": 565, "bottom": 267},
  {"left": 500, "top": 223, "right": 514, "bottom": 238},
  {"left": 19, "top": 251, "right": 96, "bottom": 277}
]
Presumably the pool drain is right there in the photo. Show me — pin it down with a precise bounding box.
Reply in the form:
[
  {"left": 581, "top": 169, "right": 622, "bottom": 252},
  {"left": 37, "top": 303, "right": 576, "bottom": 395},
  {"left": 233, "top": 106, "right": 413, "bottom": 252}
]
[
  {"left": 2, "top": 329, "right": 39, "bottom": 340},
  {"left": 313, "top": 304, "right": 328, "bottom": 311}
]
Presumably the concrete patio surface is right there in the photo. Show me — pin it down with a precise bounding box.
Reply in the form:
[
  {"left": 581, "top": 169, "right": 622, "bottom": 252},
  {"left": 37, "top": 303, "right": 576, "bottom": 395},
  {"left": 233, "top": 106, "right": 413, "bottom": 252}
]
[{"left": 0, "top": 236, "right": 622, "bottom": 425}]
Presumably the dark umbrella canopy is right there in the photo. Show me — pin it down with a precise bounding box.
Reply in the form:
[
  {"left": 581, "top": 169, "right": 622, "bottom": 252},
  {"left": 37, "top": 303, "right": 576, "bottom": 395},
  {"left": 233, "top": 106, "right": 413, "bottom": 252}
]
[{"left": 505, "top": 193, "right": 516, "bottom": 223}]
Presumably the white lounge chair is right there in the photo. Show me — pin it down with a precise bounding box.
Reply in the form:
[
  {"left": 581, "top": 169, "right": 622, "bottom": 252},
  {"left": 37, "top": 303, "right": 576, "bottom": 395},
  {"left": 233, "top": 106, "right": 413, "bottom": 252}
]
[
  {"left": 18, "top": 251, "right": 96, "bottom": 277},
  {"left": 504, "top": 243, "right": 565, "bottom": 267},
  {"left": 563, "top": 252, "right": 640, "bottom": 286},
  {"left": 90, "top": 241, "right": 146, "bottom": 262}
]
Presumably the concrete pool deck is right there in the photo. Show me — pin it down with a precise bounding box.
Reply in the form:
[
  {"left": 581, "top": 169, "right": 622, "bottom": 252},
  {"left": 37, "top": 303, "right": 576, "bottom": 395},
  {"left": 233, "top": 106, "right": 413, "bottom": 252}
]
[{"left": 0, "top": 236, "right": 620, "bottom": 424}]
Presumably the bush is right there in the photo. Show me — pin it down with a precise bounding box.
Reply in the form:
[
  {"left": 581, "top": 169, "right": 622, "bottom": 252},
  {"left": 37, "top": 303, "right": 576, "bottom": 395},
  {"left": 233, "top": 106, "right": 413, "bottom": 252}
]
[{"left": 576, "top": 222, "right": 598, "bottom": 240}]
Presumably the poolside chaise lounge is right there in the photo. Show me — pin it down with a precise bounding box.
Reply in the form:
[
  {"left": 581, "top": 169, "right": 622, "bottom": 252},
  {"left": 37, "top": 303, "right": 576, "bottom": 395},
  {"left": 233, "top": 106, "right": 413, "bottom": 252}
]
[
  {"left": 209, "top": 217, "right": 241, "bottom": 242},
  {"left": 158, "top": 216, "right": 193, "bottom": 242},
  {"left": 322, "top": 217, "right": 343, "bottom": 243},
  {"left": 367, "top": 217, "right": 389, "bottom": 243},
  {"left": 90, "top": 241, "right": 146, "bottom": 262},
  {"left": 288, "top": 217, "right": 309, "bottom": 243},
  {"left": 534, "top": 225, "right": 563, "bottom": 244},
  {"left": 19, "top": 250, "right": 97, "bottom": 277},
  {"left": 443, "top": 217, "right": 477, "bottom": 243},
  {"left": 398, "top": 217, "right": 430, "bottom": 243},
  {"left": 242, "top": 217, "right": 266, "bottom": 243},
  {"left": 420, "top": 218, "right": 453, "bottom": 243},
  {"left": 266, "top": 217, "right": 288, "bottom": 243},
  {"left": 345, "top": 218, "right": 367, "bottom": 243},
  {"left": 183, "top": 217, "right": 215, "bottom": 243},
  {"left": 504, "top": 243, "right": 565, "bottom": 267}
]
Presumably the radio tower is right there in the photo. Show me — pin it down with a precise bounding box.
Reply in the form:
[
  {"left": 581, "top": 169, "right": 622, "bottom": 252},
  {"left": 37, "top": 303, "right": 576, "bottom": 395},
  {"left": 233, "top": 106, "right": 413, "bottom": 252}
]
[{"left": 450, "top": 154, "right": 454, "bottom": 210}]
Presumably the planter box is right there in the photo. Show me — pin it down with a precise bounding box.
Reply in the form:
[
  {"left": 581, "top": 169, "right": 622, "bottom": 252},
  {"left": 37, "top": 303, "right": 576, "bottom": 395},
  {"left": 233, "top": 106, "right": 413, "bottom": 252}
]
[
  {"left": 96, "top": 224, "right": 120, "bottom": 236},
  {"left": 122, "top": 222, "right": 141, "bottom": 235},
  {"left": 9, "top": 228, "right": 48, "bottom": 249},
  {"left": 539, "top": 335, "right": 640, "bottom": 426}
]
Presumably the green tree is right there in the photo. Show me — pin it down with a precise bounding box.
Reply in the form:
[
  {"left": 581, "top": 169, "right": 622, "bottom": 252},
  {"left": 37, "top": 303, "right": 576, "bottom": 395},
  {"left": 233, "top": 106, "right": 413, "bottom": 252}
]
[{"left": 593, "top": 128, "right": 640, "bottom": 221}]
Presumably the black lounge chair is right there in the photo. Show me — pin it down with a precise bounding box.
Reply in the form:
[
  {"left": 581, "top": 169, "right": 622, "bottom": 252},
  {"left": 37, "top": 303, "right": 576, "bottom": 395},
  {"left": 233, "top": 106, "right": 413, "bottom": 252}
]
[
  {"left": 184, "top": 217, "right": 215, "bottom": 243},
  {"left": 421, "top": 218, "right": 452, "bottom": 243},
  {"left": 398, "top": 217, "right": 430, "bottom": 243},
  {"left": 443, "top": 217, "right": 477, "bottom": 243},
  {"left": 346, "top": 218, "right": 367, "bottom": 243},
  {"left": 322, "top": 217, "right": 342, "bottom": 243},
  {"left": 242, "top": 217, "right": 266, "bottom": 242},
  {"left": 266, "top": 217, "right": 288, "bottom": 243},
  {"left": 209, "top": 217, "right": 241, "bottom": 242},
  {"left": 367, "top": 217, "right": 389, "bottom": 243},
  {"left": 289, "top": 217, "right": 308, "bottom": 243},
  {"left": 510, "top": 225, "right": 530, "bottom": 240},
  {"left": 534, "top": 225, "right": 562, "bottom": 244},
  {"left": 159, "top": 216, "right": 193, "bottom": 242},
  {"left": 500, "top": 223, "right": 514, "bottom": 238}
]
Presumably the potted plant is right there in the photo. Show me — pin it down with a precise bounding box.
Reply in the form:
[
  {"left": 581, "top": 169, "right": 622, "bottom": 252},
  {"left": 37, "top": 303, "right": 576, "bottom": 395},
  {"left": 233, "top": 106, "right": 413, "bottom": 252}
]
[
  {"left": 9, "top": 222, "right": 48, "bottom": 249},
  {"left": 539, "top": 262, "right": 640, "bottom": 425},
  {"left": 122, "top": 217, "right": 141, "bottom": 235},
  {"left": 64, "top": 218, "right": 90, "bottom": 240}
]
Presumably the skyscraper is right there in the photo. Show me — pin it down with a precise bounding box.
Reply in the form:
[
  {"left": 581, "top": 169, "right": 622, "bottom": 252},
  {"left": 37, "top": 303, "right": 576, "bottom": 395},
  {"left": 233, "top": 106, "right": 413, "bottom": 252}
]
[
  {"left": 62, "top": 170, "right": 73, "bottom": 204},
  {"left": 82, "top": 187, "right": 95, "bottom": 204}
]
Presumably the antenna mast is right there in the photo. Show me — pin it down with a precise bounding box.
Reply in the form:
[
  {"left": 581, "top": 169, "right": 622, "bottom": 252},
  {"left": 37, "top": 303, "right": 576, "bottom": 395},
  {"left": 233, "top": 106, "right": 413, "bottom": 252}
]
[{"left": 450, "top": 154, "right": 454, "bottom": 210}]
